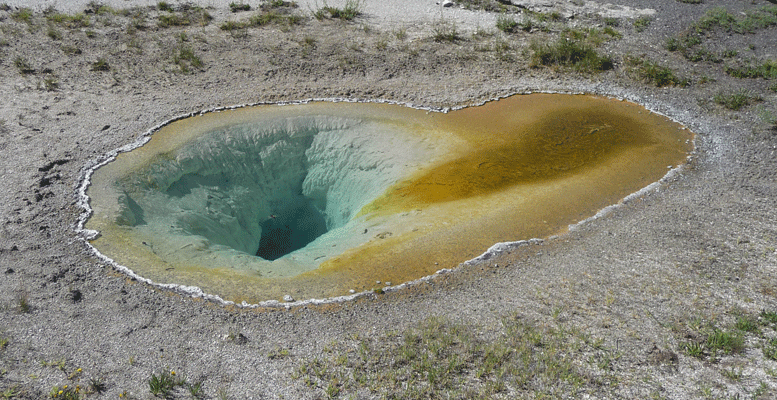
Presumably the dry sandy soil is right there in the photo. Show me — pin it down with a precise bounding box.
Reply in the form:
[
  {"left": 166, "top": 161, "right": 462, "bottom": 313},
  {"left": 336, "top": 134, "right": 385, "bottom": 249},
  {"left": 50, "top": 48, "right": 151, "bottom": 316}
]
[{"left": 1, "top": 0, "right": 777, "bottom": 398}]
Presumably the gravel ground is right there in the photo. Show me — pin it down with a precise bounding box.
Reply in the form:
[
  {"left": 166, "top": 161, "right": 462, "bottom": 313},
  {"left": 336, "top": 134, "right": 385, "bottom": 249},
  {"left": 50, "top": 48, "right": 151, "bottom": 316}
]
[{"left": 1, "top": 0, "right": 776, "bottom": 398}]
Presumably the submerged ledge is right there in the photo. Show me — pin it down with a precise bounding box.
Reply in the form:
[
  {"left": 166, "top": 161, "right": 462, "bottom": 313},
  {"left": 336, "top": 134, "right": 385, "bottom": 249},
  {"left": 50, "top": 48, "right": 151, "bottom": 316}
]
[{"left": 76, "top": 92, "right": 695, "bottom": 307}]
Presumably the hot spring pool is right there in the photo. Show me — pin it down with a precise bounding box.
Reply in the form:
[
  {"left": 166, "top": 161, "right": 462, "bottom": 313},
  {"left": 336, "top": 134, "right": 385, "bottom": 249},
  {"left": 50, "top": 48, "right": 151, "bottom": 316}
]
[{"left": 81, "top": 94, "right": 693, "bottom": 304}]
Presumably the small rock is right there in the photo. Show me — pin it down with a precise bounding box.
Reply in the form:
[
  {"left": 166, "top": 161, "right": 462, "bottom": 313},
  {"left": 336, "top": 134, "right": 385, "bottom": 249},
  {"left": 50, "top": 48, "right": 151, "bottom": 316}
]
[
  {"left": 349, "top": 289, "right": 355, "bottom": 294},
  {"left": 385, "top": 282, "right": 391, "bottom": 286},
  {"left": 441, "top": 0, "right": 454, "bottom": 7},
  {"left": 283, "top": 295, "right": 294, "bottom": 302}
]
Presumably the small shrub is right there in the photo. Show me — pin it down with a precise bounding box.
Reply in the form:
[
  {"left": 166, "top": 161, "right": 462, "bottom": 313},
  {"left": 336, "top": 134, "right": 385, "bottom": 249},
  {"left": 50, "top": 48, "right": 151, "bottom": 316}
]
[
  {"left": 88, "top": 377, "right": 106, "bottom": 394},
  {"left": 761, "top": 310, "right": 777, "bottom": 325},
  {"left": 714, "top": 89, "right": 761, "bottom": 111},
  {"left": 634, "top": 16, "right": 652, "bottom": 32},
  {"left": 91, "top": 58, "right": 110, "bottom": 71},
  {"left": 0, "top": 336, "right": 8, "bottom": 349}
]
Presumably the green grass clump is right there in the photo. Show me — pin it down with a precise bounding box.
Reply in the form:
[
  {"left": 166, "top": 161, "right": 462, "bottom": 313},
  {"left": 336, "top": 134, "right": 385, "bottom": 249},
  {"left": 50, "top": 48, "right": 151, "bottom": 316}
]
[
  {"left": 149, "top": 370, "right": 186, "bottom": 398},
  {"left": 294, "top": 316, "right": 608, "bottom": 399},
  {"left": 314, "top": 0, "right": 362, "bottom": 21},
  {"left": 764, "top": 338, "right": 777, "bottom": 361},
  {"left": 46, "top": 12, "right": 91, "bottom": 28},
  {"left": 627, "top": 57, "right": 688, "bottom": 87},
  {"left": 91, "top": 58, "right": 109, "bottom": 71},
  {"left": 713, "top": 89, "right": 761, "bottom": 111},
  {"left": 173, "top": 46, "right": 203, "bottom": 73},
  {"left": 725, "top": 60, "right": 777, "bottom": 79},
  {"left": 433, "top": 22, "right": 463, "bottom": 42},
  {"left": 14, "top": 57, "right": 35, "bottom": 75},
  {"left": 530, "top": 38, "right": 613, "bottom": 72},
  {"left": 496, "top": 15, "right": 518, "bottom": 33},
  {"left": 12, "top": 8, "right": 33, "bottom": 23},
  {"left": 229, "top": 2, "right": 251, "bottom": 12},
  {"left": 157, "top": 1, "right": 173, "bottom": 12},
  {"left": 633, "top": 16, "right": 652, "bottom": 32}
]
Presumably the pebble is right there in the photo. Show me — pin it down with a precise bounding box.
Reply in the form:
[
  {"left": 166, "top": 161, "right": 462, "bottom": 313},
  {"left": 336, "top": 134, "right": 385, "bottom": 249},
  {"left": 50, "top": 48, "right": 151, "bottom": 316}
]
[{"left": 283, "top": 295, "right": 294, "bottom": 302}]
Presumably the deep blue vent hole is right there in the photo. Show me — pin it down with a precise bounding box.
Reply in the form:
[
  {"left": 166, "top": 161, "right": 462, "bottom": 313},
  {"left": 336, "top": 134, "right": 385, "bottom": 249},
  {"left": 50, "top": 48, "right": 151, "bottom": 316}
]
[{"left": 255, "top": 196, "right": 329, "bottom": 261}]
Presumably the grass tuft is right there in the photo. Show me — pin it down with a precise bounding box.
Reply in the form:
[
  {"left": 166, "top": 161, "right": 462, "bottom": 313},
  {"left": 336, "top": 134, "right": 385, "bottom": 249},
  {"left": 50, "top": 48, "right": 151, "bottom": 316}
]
[
  {"left": 530, "top": 38, "right": 613, "bottom": 72},
  {"left": 626, "top": 56, "right": 688, "bottom": 87},
  {"left": 713, "top": 89, "right": 761, "bottom": 111},
  {"left": 91, "top": 58, "right": 110, "bottom": 71}
]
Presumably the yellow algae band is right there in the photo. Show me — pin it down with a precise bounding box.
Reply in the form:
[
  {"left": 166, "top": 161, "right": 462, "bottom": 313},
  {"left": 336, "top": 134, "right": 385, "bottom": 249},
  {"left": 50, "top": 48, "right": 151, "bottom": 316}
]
[{"left": 84, "top": 94, "right": 693, "bottom": 303}]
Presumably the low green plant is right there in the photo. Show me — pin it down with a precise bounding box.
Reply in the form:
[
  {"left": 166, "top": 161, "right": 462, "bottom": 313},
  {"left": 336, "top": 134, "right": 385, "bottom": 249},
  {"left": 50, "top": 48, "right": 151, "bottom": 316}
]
[
  {"left": 725, "top": 60, "right": 777, "bottom": 79},
  {"left": 148, "top": 370, "right": 185, "bottom": 398},
  {"left": 0, "top": 336, "right": 8, "bottom": 349},
  {"left": 157, "top": 1, "right": 173, "bottom": 12},
  {"left": 88, "top": 377, "right": 106, "bottom": 394},
  {"left": 268, "top": 346, "right": 290, "bottom": 359},
  {"left": 496, "top": 15, "right": 518, "bottom": 33},
  {"left": 229, "top": 2, "right": 251, "bottom": 12},
  {"left": 634, "top": 16, "right": 652, "bottom": 32},
  {"left": 713, "top": 89, "right": 761, "bottom": 111},
  {"left": 604, "top": 17, "right": 619, "bottom": 26},
  {"left": 187, "top": 380, "right": 204, "bottom": 399},
  {"left": 91, "top": 58, "right": 109, "bottom": 71},
  {"left": 14, "top": 57, "right": 34, "bottom": 74},
  {"left": 627, "top": 57, "right": 688, "bottom": 87},
  {"left": 705, "top": 329, "right": 744, "bottom": 355},
  {"left": 530, "top": 37, "right": 613, "bottom": 72},
  {"left": 12, "top": 8, "right": 33, "bottom": 23},
  {"left": 46, "top": 12, "right": 90, "bottom": 28},
  {"left": 433, "top": 21, "right": 462, "bottom": 42},
  {"left": 172, "top": 46, "right": 203, "bottom": 73},
  {"left": 761, "top": 310, "right": 777, "bottom": 325},
  {"left": 735, "top": 315, "right": 760, "bottom": 333},
  {"left": 49, "top": 384, "right": 81, "bottom": 399},
  {"left": 42, "top": 75, "right": 59, "bottom": 91},
  {"left": 315, "top": 0, "right": 362, "bottom": 21},
  {"left": 764, "top": 337, "right": 777, "bottom": 361},
  {"left": 47, "top": 27, "right": 62, "bottom": 40},
  {"left": 158, "top": 13, "right": 189, "bottom": 27}
]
